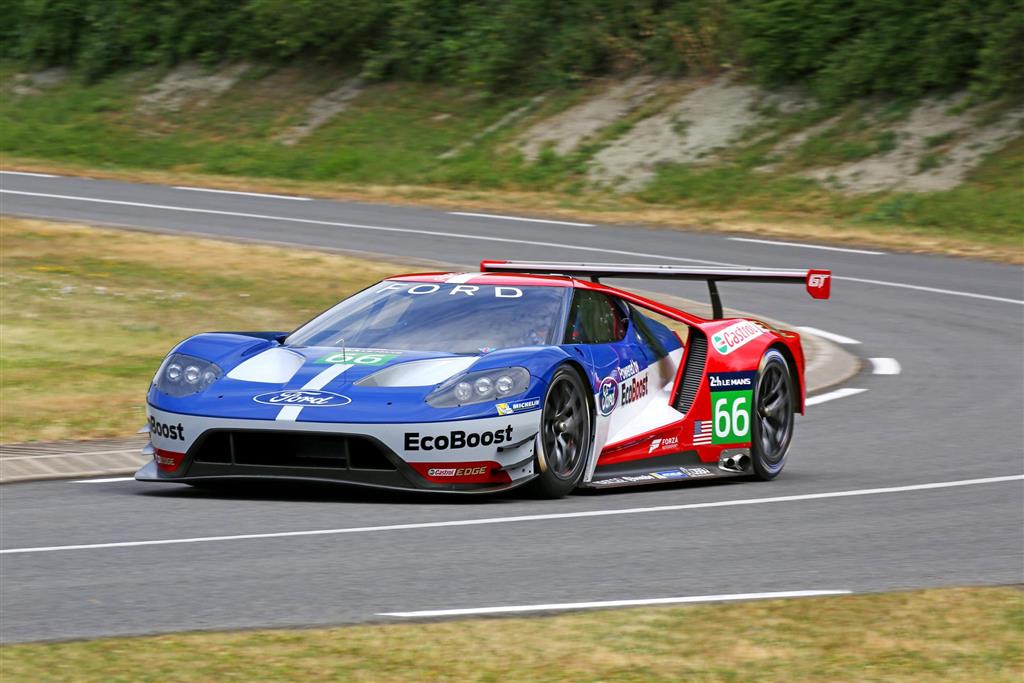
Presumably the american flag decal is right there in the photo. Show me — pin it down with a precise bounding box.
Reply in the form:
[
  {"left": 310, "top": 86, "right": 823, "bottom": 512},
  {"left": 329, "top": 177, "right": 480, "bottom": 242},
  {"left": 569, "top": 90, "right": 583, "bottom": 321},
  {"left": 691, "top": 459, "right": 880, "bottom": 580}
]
[{"left": 693, "top": 420, "right": 712, "bottom": 445}]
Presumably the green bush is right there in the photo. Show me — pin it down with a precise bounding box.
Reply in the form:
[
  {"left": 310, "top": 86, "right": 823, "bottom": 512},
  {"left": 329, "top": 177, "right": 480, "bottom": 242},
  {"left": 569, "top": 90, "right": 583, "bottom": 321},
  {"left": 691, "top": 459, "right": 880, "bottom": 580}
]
[{"left": 2, "top": 0, "right": 1021, "bottom": 97}]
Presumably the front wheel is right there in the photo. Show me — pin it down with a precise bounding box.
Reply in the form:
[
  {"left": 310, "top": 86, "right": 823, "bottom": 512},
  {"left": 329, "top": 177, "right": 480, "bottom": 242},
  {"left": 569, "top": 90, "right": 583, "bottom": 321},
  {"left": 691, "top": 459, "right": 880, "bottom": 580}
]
[
  {"left": 527, "top": 366, "right": 593, "bottom": 498},
  {"left": 750, "top": 348, "right": 795, "bottom": 480}
]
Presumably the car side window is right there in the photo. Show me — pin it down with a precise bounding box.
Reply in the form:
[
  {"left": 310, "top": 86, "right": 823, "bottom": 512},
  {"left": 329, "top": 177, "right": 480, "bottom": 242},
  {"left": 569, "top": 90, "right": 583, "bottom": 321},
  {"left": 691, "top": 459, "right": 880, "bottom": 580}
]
[{"left": 564, "top": 291, "right": 628, "bottom": 344}]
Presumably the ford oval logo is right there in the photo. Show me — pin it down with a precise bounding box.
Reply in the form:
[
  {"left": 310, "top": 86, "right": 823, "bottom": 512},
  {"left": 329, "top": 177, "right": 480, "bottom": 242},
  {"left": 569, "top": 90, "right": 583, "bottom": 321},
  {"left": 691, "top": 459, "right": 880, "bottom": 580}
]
[{"left": 253, "top": 390, "right": 352, "bottom": 407}]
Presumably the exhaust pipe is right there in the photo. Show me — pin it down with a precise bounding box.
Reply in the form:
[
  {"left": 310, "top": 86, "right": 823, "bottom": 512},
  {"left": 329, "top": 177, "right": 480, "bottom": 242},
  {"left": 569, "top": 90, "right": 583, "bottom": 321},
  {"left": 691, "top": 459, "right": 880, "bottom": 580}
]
[{"left": 718, "top": 450, "right": 751, "bottom": 473}]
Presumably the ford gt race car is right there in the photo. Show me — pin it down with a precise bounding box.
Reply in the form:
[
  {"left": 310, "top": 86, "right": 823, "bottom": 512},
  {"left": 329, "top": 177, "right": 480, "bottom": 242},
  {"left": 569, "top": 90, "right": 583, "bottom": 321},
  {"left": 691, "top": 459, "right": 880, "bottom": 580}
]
[{"left": 136, "top": 261, "right": 831, "bottom": 497}]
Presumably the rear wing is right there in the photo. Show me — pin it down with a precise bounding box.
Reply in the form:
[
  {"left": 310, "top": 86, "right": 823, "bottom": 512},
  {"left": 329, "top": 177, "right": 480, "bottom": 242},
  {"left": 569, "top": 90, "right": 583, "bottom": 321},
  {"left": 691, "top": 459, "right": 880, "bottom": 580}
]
[{"left": 480, "top": 260, "right": 831, "bottom": 319}]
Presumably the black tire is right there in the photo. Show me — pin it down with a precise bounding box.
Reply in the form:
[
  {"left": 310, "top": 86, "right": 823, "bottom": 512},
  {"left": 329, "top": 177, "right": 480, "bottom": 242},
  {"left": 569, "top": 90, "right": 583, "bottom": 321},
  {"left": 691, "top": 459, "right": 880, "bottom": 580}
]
[
  {"left": 750, "top": 348, "right": 795, "bottom": 480},
  {"left": 527, "top": 366, "right": 593, "bottom": 498}
]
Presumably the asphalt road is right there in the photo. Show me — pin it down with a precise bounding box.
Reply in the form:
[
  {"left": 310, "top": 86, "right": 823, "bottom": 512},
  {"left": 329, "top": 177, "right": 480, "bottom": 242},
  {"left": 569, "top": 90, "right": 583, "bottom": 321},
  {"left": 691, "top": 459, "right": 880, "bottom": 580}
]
[{"left": 2, "top": 172, "right": 1022, "bottom": 643}]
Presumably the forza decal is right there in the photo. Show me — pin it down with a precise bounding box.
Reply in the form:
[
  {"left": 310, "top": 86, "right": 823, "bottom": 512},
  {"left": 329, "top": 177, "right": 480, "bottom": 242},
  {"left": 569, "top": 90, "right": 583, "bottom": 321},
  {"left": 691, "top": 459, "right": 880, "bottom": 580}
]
[
  {"left": 710, "top": 321, "right": 765, "bottom": 355},
  {"left": 148, "top": 416, "right": 185, "bottom": 441},
  {"left": 317, "top": 350, "right": 400, "bottom": 366},
  {"left": 496, "top": 398, "right": 541, "bottom": 416},
  {"left": 253, "top": 390, "right": 352, "bottom": 407},
  {"left": 708, "top": 371, "right": 755, "bottom": 444},
  {"left": 648, "top": 436, "right": 679, "bottom": 453},
  {"left": 405, "top": 426, "right": 513, "bottom": 451},
  {"left": 597, "top": 376, "right": 618, "bottom": 416},
  {"left": 620, "top": 374, "right": 648, "bottom": 407}
]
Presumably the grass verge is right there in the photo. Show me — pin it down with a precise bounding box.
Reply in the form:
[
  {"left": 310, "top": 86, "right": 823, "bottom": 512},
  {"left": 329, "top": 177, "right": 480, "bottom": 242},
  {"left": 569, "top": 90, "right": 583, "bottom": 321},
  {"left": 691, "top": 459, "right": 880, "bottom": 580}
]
[
  {"left": 2, "top": 63, "right": 1022, "bottom": 262},
  {"left": 1, "top": 587, "right": 1021, "bottom": 682},
  {"left": 0, "top": 217, "right": 405, "bottom": 443}
]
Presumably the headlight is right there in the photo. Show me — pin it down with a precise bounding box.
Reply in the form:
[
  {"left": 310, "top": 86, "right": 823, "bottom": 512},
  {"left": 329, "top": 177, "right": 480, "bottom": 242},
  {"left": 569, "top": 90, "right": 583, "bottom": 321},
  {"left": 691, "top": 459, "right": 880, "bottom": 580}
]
[
  {"left": 154, "top": 353, "right": 222, "bottom": 397},
  {"left": 426, "top": 367, "right": 530, "bottom": 408}
]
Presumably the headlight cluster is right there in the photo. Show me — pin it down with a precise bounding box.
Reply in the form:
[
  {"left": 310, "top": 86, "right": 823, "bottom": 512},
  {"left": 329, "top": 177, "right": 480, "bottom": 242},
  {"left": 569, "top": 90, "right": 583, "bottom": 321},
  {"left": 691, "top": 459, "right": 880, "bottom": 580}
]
[
  {"left": 426, "top": 367, "right": 530, "bottom": 407},
  {"left": 154, "top": 353, "right": 222, "bottom": 397}
]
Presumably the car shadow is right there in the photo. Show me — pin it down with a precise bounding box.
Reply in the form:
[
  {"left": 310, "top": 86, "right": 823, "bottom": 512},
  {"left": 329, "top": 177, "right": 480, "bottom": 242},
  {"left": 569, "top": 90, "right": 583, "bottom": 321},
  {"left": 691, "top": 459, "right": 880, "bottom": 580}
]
[{"left": 129, "top": 473, "right": 751, "bottom": 505}]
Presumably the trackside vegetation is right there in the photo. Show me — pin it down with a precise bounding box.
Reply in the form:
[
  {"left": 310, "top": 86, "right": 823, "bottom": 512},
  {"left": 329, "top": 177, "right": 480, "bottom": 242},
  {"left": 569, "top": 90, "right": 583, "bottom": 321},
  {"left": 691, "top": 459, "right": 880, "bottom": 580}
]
[
  {"left": 0, "top": 587, "right": 1021, "bottom": 682},
  {"left": 3, "top": 0, "right": 1022, "bottom": 100}
]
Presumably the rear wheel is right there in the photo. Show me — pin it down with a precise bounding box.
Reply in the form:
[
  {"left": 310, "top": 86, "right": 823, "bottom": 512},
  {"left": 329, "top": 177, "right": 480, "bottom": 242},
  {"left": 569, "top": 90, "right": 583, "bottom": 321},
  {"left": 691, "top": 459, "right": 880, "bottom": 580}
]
[
  {"left": 528, "top": 366, "right": 592, "bottom": 498},
  {"left": 750, "top": 348, "right": 795, "bottom": 480}
]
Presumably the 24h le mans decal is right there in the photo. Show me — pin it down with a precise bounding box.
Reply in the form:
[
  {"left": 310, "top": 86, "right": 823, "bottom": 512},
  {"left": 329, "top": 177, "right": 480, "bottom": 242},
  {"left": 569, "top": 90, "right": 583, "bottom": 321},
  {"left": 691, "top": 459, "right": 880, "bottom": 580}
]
[{"left": 708, "top": 371, "right": 756, "bottom": 444}]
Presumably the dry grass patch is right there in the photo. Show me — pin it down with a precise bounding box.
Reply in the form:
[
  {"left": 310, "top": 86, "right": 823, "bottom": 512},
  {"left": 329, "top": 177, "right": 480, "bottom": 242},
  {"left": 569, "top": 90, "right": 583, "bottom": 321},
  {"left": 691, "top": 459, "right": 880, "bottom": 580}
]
[
  {"left": 0, "top": 587, "right": 1020, "bottom": 682},
  {"left": 0, "top": 217, "right": 406, "bottom": 442}
]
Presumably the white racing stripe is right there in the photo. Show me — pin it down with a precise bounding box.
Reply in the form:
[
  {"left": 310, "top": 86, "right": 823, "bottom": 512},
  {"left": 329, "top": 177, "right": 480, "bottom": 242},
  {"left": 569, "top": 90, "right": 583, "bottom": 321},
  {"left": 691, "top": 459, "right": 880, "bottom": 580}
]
[
  {"left": 869, "top": 357, "right": 901, "bottom": 375},
  {"left": 379, "top": 589, "right": 853, "bottom": 618},
  {"left": 450, "top": 211, "right": 594, "bottom": 227},
  {"left": 805, "top": 387, "right": 868, "bottom": 406},
  {"left": 276, "top": 363, "right": 354, "bottom": 422},
  {"left": 729, "top": 237, "right": 884, "bottom": 255},
  {"left": 3, "top": 475, "right": 1019, "bottom": 555},
  {"left": 796, "top": 326, "right": 861, "bottom": 345},
  {"left": 173, "top": 186, "right": 310, "bottom": 201},
  {"left": 1, "top": 170, "right": 58, "bottom": 178},
  {"left": 4, "top": 189, "right": 1022, "bottom": 305}
]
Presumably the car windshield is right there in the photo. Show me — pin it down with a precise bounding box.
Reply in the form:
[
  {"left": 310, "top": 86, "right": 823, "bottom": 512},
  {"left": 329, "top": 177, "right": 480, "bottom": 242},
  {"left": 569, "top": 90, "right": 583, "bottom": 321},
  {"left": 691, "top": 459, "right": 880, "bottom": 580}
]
[{"left": 286, "top": 280, "right": 570, "bottom": 354}]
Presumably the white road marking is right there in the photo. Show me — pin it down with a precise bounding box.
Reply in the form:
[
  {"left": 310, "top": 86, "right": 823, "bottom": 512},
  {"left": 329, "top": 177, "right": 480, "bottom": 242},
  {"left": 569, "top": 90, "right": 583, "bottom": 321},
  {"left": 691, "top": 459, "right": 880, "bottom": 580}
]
[
  {"left": 172, "top": 186, "right": 310, "bottom": 201},
  {"left": 71, "top": 477, "right": 136, "bottom": 484},
  {"left": 837, "top": 275, "right": 1024, "bottom": 305},
  {"left": 869, "top": 357, "right": 901, "bottom": 375},
  {"left": 729, "top": 237, "right": 884, "bottom": 255},
  {"left": 379, "top": 589, "right": 853, "bottom": 618},
  {"left": 0, "top": 190, "right": 733, "bottom": 267},
  {"left": 450, "top": 211, "right": 594, "bottom": 227},
  {"left": 3, "top": 475, "right": 1019, "bottom": 555},
  {"left": 805, "top": 387, "right": 868, "bottom": 406},
  {"left": 276, "top": 363, "right": 354, "bottom": 422},
  {"left": 796, "top": 326, "right": 861, "bottom": 345},
  {"left": 4, "top": 189, "right": 1022, "bottom": 306},
  {"left": 0, "top": 170, "right": 58, "bottom": 178}
]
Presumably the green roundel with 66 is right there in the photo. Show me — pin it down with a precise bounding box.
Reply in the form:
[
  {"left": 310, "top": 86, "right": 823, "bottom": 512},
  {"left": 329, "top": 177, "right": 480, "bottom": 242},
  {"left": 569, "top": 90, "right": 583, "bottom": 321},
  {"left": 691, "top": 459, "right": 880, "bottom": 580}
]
[
  {"left": 317, "top": 349, "right": 400, "bottom": 366},
  {"left": 708, "top": 372, "right": 756, "bottom": 444}
]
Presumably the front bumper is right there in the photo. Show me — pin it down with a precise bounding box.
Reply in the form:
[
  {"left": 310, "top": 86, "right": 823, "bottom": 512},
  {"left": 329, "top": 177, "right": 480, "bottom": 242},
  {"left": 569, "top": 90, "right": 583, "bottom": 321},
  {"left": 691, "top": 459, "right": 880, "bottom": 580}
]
[{"left": 137, "top": 405, "right": 540, "bottom": 493}]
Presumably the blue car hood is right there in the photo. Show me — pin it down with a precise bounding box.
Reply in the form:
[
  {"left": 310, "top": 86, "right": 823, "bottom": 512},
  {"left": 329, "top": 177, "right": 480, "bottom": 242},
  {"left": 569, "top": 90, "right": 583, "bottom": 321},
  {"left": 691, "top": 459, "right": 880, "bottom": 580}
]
[{"left": 149, "top": 333, "right": 563, "bottom": 423}]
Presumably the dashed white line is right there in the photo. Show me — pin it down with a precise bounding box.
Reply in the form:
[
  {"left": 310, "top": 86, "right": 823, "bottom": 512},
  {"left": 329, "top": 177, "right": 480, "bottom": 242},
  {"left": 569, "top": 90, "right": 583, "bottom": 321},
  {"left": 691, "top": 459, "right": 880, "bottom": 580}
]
[
  {"left": 0, "top": 190, "right": 731, "bottom": 266},
  {"left": 796, "top": 326, "right": 861, "bottom": 345},
  {"left": 3, "top": 475, "right": 1019, "bottom": 555},
  {"left": 869, "top": 357, "right": 901, "bottom": 375},
  {"left": 729, "top": 237, "right": 884, "bottom": 255},
  {"left": 4, "top": 189, "right": 1022, "bottom": 306},
  {"left": 379, "top": 589, "right": 853, "bottom": 618},
  {"left": 173, "top": 186, "right": 310, "bottom": 201},
  {"left": 450, "top": 211, "right": 594, "bottom": 227},
  {"left": 71, "top": 477, "right": 136, "bottom": 484},
  {"left": 1, "top": 170, "right": 58, "bottom": 178},
  {"left": 837, "top": 275, "right": 1024, "bottom": 305},
  {"left": 805, "top": 387, "right": 868, "bottom": 406}
]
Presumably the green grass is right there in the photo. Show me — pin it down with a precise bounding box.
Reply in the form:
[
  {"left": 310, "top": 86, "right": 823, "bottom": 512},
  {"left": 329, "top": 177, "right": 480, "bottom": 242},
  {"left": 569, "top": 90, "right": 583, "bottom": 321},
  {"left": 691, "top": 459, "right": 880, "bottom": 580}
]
[
  {"left": 0, "top": 587, "right": 1020, "bottom": 682},
  {"left": 0, "top": 217, "right": 403, "bottom": 443},
  {"left": 1, "top": 62, "right": 1022, "bottom": 256}
]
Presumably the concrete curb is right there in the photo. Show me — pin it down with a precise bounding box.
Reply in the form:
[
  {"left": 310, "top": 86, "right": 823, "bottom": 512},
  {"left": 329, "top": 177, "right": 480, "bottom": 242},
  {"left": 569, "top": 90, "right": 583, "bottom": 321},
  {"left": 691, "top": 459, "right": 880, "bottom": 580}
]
[{"left": 0, "top": 296, "right": 858, "bottom": 484}]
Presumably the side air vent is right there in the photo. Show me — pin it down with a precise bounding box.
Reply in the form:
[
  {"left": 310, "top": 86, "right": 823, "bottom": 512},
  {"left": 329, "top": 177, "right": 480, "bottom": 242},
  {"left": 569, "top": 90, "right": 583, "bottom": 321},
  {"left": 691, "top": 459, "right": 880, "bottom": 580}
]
[{"left": 673, "top": 330, "right": 707, "bottom": 414}]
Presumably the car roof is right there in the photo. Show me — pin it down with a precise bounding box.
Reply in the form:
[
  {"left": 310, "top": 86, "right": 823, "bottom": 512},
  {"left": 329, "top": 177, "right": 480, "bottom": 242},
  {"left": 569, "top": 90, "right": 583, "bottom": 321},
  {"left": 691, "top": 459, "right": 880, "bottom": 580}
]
[{"left": 387, "top": 272, "right": 577, "bottom": 287}]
